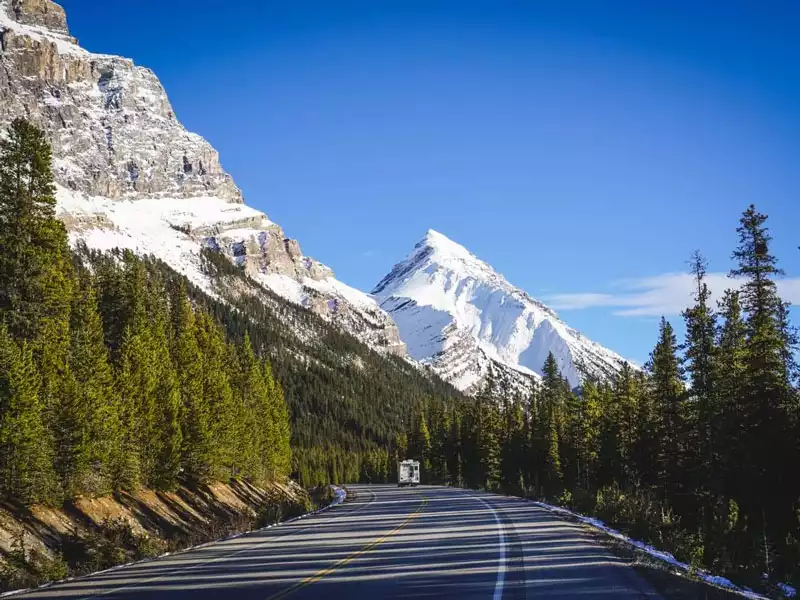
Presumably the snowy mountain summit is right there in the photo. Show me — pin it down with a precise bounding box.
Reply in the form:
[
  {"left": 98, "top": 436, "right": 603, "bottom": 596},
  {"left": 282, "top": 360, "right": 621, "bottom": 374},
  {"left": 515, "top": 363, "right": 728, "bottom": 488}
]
[
  {"left": 373, "top": 230, "right": 631, "bottom": 393},
  {"left": 0, "top": 0, "right": 405, "bottom": 355}
]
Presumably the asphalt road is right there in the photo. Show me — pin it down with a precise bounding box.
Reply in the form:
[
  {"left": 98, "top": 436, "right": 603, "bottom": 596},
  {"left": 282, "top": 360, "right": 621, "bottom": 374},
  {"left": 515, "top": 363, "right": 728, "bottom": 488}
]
[{"left": 18, "top": 485, "right": 661, "bottom": 599}]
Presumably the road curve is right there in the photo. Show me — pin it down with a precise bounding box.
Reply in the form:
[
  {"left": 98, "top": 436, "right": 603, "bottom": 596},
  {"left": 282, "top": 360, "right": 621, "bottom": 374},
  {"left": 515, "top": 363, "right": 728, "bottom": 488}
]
[{"left": 16, "top": 485, "right": 661, "bottom": 599}]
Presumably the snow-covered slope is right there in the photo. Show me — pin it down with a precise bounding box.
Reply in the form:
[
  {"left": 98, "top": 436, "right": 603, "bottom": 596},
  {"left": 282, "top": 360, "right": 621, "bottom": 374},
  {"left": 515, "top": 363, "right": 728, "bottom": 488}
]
[
  {"left": 373, "top": 230, "right": 631, "bottom": 392},
  {"left": 0, "top": 0, "right": 405, "bottom": 355}
]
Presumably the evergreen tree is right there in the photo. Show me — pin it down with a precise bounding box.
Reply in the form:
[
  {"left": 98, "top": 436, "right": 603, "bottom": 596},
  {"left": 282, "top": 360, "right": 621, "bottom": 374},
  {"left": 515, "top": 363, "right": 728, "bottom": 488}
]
[
  {"left": 171, "top": 289, "right": 211, "bottom": 482},
  {"left": 730, "top": 205, "right": 795, "bottom": 573},
  {"left": 263, "top": 360, "right": 292, "bottom": 479},
  {"left": 407, "top": 405, "right": 432, "bottom": 476},
  {"left": 500, "top": 396, "right": 527, "bottom": 495},
  {"left": 0, "top": 118, "right": 73, "bottom": 342},
  {"left": 0, "top": 327, "right": 55, "bottom": 504},
  {"left": 232, "top": 334, "right": 272, "bottom": 481},
  {"left": 57, "top": 277, "right": 119, "bottom": 496},
  {"left": 538, "top": 353, "right": 564, "bottom": 489},
  {"left": 195, "top": 312, "right": 236, "bottom": 478},
  {"left": 647, "top": 318, "right": 685, "bottom": 505},
  {"left": 114, "top": 326, "right": 154, "bottom": 489},
  {"left": 476, "top": 380, "right": 501, "bottom": 491},
  {"left": 682, "top": 252, "right": 722, "bottom": 554},
  {"left": 148, "top": 285, "right": 182, "bottom": 491}
]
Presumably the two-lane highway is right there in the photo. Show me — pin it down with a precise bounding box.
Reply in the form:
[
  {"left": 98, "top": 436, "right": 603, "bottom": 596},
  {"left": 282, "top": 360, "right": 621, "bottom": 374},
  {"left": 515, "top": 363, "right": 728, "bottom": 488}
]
[{"left": 18, "top": 486, "right": 660, "bottom": 599}]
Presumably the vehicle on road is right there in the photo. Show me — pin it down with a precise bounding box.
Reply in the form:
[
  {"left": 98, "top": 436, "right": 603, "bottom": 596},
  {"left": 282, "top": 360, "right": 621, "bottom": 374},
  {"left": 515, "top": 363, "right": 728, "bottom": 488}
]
[{"left": 398, "top": 459, "right": 420, "bottom": 487}]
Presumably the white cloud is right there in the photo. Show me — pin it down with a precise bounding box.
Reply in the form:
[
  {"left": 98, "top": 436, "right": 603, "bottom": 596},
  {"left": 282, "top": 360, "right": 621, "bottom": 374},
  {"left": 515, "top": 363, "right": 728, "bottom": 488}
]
[{"left": 547, "top": 272, "right": 800, "bottom": 317}]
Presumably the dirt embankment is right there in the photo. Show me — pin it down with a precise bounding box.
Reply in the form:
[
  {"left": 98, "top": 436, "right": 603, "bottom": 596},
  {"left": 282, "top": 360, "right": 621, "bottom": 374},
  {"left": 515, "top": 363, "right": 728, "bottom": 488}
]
[{"left": 0, "top": 479, "right": 314, "bottom": 593}]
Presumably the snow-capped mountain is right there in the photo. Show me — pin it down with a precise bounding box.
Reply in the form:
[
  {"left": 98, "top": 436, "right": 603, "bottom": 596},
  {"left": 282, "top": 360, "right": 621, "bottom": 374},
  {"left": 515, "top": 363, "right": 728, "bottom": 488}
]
[
  {"left": 0, "top": 0, "right": 405, "bottom": 356},
  {"left": 373, "top": 230, "right": 631, "bottom": 393}
]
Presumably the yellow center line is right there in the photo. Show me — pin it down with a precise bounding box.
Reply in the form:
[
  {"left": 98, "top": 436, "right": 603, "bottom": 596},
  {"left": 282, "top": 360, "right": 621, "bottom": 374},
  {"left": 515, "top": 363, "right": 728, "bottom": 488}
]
[{"left": 265, "top": 492, "right": 428, "bottom": 600}]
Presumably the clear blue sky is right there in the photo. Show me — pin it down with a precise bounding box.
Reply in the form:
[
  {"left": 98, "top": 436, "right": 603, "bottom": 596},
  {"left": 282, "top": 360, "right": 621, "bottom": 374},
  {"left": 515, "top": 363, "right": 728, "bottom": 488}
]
[{"left": 61, "top": 0, "right": 800, "bottom": 364}]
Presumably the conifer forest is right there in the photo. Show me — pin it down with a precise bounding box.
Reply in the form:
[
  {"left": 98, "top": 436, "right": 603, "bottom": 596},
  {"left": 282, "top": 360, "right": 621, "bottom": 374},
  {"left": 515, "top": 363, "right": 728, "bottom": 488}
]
[{"left": 1, "top": 118, "right": 798, "bottom": 587}]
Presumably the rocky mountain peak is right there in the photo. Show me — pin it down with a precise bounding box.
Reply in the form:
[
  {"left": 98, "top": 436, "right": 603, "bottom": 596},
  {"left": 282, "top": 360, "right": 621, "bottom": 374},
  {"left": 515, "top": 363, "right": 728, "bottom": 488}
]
[
  {"left": 0, "top": 0, "right": 242, "bottom": 202},
  {"left": 8, "top": 0, "right": 69, "bottom": 36},
  {"left": 373, "top": 230, "right": 631, "bottom": 393},
  {"left": 0, "top": 0, "right": 407, "bottom": 358}
]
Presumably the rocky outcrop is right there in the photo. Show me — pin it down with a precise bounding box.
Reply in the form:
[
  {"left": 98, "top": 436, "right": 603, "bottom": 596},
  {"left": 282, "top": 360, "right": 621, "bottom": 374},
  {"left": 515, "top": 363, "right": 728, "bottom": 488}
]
[
  {"left": 11, "top": 0, "right": 69, "bottom": 35},
  {"left": 204, "top": 226, "right": 334, "bottom": 282},
  {"left": 0, "top": 0, "right": 241, "bottom": 201},
  {"left": 0, "top": 0, "right": 408, "bottom": 357}
]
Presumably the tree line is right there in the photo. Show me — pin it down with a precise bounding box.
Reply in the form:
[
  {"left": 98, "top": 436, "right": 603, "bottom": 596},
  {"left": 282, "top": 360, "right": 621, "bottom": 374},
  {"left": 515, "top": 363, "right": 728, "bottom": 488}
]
[
  {"left": 0, "top": 118, "right": 291, "bottom": 505},
  {"left": 400, "top": 206, "right": 799, "bottom": 586}
]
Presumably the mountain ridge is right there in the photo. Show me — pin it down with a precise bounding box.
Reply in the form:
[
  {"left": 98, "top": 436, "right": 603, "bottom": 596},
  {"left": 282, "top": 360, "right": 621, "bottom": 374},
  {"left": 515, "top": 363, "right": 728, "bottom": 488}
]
[
  {"left": 0, "top": 0, "right": 406, "bottom": 356},
  {"left": 373, "top": 228, "right": 632, "bottom": 393}
]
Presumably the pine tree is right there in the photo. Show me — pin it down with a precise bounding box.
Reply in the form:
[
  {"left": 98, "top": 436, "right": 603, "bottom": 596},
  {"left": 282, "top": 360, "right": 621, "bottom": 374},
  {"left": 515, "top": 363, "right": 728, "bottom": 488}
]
[
  {"left": 171, "top": 289, "right": 211, "bottom": 482},
  {"left": 114, "top": 326, "right": 155, "bottom": 489},
  {"left": 195, "top": 312, "right": 236, "bottom": 478},
  {"left": 148, "top": 286, "right": 182, "bottom": 491},
  {"left": 232, "top": 333, "right": 271, "bottom": 481},
  {"left": 500, "top": 396, "right": 526, "bottom": 495},
  {"left": 475, "top": 380, "right": 501, "bottom": 491},
  {"left": 0, "top": 118, "right": 73, "bottom": 342},
  {"left": 730, "top": 205, "right": 795, "bottom": 573},
  {"left": 538, "top": 353, "right": 564, "bottom": 490},
  {"left": 407, "top": 405, "right": 432, "bottom": 476},
  {"left": 647, "top": 318, "right": 685, "bottom": 505},
  {"left": 0, "top": 327, "right": 55, "bottom": 504},
  {"left": 263, "top": 360, "right": 292, "bottom": 479},
  {"left": 682, "top": 252, "right": 722, "bottom": 554},
  {"left": 57, "top": 277, "right": 119, "bottom": 496}
]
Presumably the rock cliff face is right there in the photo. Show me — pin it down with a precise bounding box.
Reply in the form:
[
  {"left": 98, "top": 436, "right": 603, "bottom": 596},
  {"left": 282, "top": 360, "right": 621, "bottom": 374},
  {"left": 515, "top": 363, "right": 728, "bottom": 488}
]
[
  {"left": 0, "top": 0, "right": 240, "bottom": 201},
  {"left": 0, "top": 0, "right": 406, "bottom": 356}
]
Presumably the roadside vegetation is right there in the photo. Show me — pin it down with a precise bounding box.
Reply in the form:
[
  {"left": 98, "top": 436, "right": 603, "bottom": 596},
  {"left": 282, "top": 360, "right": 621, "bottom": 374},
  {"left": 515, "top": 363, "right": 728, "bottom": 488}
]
[{"left": 398, "top": 206, "right": 799, "bottom": 596}]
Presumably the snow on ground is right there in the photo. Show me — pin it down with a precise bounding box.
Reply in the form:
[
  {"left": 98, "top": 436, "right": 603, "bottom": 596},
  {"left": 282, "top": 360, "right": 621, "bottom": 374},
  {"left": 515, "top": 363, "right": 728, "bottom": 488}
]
[
  {"left": 257, "top": 273, "right": 306, "bottom": 306},
  {"left": 58, "top": 188, "right": 395, "bottom": 351},
  {"left": 532, "top": 499, "right": 794, "bottom": 600},
  {"left": 306, "top": 276, "right": 381, "bottom": 311},
  {"left": 57, "top": 187, "right": 266, "bottom": 295}
]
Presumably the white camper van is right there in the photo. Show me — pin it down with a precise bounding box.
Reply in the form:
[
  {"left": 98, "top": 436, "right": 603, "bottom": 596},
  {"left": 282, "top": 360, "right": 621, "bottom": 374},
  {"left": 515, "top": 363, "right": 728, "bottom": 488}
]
[{"left": 398, "top": 459, "right": 420, "bottom": 487}]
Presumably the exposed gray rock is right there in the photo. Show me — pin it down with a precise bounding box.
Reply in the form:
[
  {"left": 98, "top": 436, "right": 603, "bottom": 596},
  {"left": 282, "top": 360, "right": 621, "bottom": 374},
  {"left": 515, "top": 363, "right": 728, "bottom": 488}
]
[
  {"left": 0, "top": 1, "right": 241, "bottom": 202},
  {"left": 0, "top": 0, "right": 407, "bottom": 357}
]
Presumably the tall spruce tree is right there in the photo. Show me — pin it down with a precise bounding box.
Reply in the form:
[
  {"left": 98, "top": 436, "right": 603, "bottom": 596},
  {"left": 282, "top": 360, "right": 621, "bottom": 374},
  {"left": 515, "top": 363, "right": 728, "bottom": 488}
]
[
  {"left": 0, "top": 327, "right": 55, "bottom": 504},
  {"left": 682, "top": 252, "right": 720, "bottom": 545},
  {"left": 0, "top": 118, "right": 73, "bottom": 343},
  {"left": 647, "top": 318, "right": 685, "bottom": 505},
  {"left": 232, "top": 334, "right": 271, "bottom": 481},
  {"left": 730, "top": 205, "right": 795, "bottom": 573},
  {"left": 171, "top": 289, "right": 211, "bottom": 482},
  {"left": 195, "top": 312, "right": 236, "bottom": 478},
  {"left": 538, "top": 353, "right": 564, "bottom": 490},
  {"left": 263, "top": 360, "right": 292, "bottom": 479},
  {"left": 58, "top": 276, "right": 119, "bottom": 496}
]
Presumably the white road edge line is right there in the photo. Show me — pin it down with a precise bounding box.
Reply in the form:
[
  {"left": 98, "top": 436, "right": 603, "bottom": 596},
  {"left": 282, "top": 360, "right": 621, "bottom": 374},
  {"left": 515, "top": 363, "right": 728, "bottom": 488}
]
[{"left": 471, "top": 494, "right": 506, "bottom": 600}]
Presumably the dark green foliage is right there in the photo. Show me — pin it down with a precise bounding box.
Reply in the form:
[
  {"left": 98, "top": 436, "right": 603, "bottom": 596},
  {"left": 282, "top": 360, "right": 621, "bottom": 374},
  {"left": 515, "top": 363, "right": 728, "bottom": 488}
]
[
  {"left": 0, "top": 327, "right": 55, "bottom": 504},
  {"left": 0, "top": 120, "right": 299, "bottom": 503},
  {"left": 0, "top": 118, "right": 73, "bottom": 343},
  {"left": 1, "top": 119, "right": 796, "bottom": 591},
  {"left": 408, "top": 205, "right": 799, "bottom": 590}
]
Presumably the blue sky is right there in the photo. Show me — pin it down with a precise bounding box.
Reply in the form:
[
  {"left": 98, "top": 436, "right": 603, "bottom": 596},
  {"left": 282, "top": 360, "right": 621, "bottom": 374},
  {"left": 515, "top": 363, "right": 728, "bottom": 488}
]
[{"left": 61, "top": 0, "right": 800, "bottom": 364}]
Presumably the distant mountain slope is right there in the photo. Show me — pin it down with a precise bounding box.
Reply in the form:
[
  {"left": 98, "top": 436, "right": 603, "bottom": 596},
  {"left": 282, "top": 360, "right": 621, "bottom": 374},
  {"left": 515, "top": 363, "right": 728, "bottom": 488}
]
[
  {"left": 373, "top": 230, "right": 631, "bottom": 393},
  {"left": 0, "top": 0, "right": 404, "bottom": 356}
]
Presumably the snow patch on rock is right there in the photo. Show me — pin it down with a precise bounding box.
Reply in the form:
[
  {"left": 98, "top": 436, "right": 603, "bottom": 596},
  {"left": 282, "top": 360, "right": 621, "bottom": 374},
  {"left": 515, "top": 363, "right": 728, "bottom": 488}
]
[{"left": 373, "top": 229, "right": 631, "bottom": 393}]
